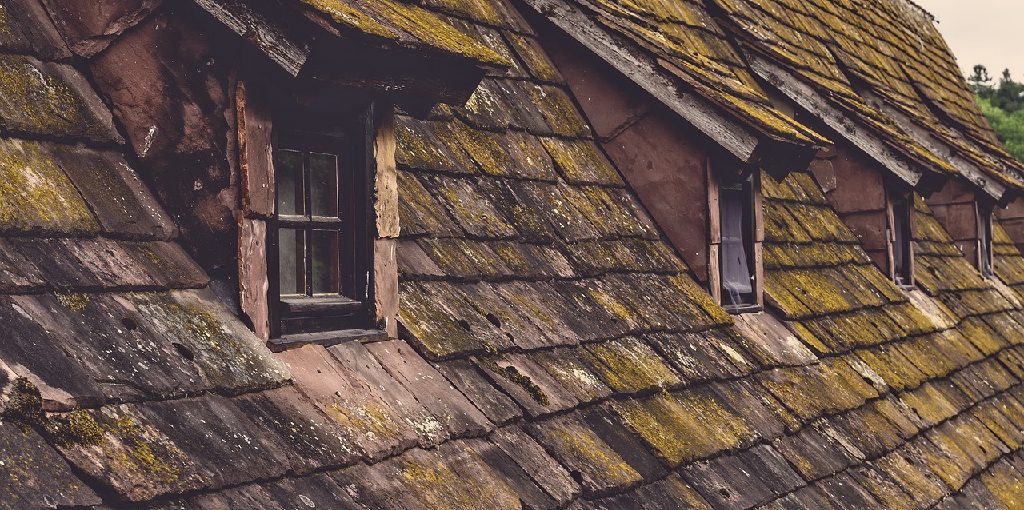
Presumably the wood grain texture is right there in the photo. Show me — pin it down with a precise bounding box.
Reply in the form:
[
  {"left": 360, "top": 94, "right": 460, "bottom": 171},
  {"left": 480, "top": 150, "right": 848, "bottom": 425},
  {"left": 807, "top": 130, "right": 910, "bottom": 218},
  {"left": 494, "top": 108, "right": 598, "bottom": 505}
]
[
  {"left": 238, "top": 216, "right": 270, "bottom": 340},
  {"left": 374, "top": 104, "right": 399, "bottom": 238},
  {"left": 237, "top": 80, "right": 275, "bottom": 218}
]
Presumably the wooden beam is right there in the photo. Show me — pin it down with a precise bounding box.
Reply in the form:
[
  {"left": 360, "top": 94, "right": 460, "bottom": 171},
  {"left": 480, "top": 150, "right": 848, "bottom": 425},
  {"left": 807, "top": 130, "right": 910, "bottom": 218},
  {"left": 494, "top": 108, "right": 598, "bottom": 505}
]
[
  {"left": 236, "top": 80, "right": 275, "bottom": 218},
  {"left": 747, "top": 55, "right": 925, "bottom": 189},
  {"left": 238, "top": 216, "right": 270, "bottom": 340},
  {"left": 193, "top": 0, "right": 310, "bottom": 76},
  {"left": 520, "top": 0, "right": 763, "bottom": 164},
  {"left": 863, "top": 90, "right": 1007, "bottom": 202}
]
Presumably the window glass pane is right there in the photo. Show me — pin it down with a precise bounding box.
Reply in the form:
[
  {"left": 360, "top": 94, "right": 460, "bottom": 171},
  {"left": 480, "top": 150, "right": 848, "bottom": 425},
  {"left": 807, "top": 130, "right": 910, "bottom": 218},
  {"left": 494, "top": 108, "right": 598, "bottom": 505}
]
[
  {"left": 275, "top": 149, "right": 304, "bottom": 215},
  {"left": 310, "top": 230, "right": 341, "bottom": 295},
  {"left": 309, "top": 152, "right": 339, "bottom": 217},
  {"left": 720, "top": 183, "right": 755, "bottom": 307},
  {"left": 981, "top": 210, "right": 993, "bottom": 276},
  {"left": 279, "top": 229, "right": 306, "bottom": 295},
  {"left": 892, "top": 194, "right": 911, "bottom": 284}
]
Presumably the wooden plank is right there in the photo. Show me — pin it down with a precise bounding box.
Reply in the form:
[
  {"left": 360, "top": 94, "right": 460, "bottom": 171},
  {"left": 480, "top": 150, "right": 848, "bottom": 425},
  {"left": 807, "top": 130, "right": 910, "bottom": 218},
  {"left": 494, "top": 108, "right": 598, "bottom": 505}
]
[
  {"left": 373, "top": 104, "right": 399, "bottom": 238},
  {"left": 238, "top": 216, "right": 270, "bottom": 340},
  {"left": 374, "top": 238, "right": 399, "bottom": 338},
  {"left": 193, "top": 0, "right": 310, "bottom": 76},
  {"left": 753, "top": 241, "right": 764, "bottom": 307},
  {"left": 708, "top": 243, "right": 721, "bottom": 304},
  {"left": 268, "top": 329, "right": 388, "bottom": 352},
  {"left": 520, "top": 0, "right": 762, "bottom": 164},
  {"left": 707, "top": 158, "right": 721, "bottom": 244},
  {"left": 754, "top": 169, "right": 765, "bottom": 243},
  {"left": 280, "top": 296, "right": 364, "bottom": 316},
  {"left": 747, "top": 55, "right": 925, "bottom": 189},
  {"left": 865, "top": 89, "right": 1006, "bottom": 201},
  {"left": 236, "top": 80, "right": 275, "bottom": 218}
]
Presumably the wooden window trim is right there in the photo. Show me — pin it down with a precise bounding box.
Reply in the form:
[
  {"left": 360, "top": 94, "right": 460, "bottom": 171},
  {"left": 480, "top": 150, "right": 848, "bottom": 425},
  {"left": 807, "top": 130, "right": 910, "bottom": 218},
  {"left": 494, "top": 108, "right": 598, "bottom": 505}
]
[
  {"left": 978, "top": 200, "right": 994, "bottom": 277},
  {"left": 236, "top": 80, "right": 398, "bottom": 350},
  {"left": 886, "top": 184, "right": 915, "bottom": 288},
  {"left": 708, "top": 161, "right": 764, "bottom": 313}
]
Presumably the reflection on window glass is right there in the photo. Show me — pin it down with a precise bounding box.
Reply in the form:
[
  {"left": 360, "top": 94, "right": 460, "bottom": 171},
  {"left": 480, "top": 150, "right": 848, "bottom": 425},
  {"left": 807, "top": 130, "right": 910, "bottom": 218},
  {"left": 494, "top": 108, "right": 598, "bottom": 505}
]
[
  {"left": 720, "top": 179, "right": 756, "bottom": 308},
  {"left": 310, "top": 230, "right": 341, "bottom": 294},
  {"left": 275, "top": 149, "right": 304, "bottom": 215},
  {"left": 309, "top": 152, "right": 339, "bottom": 217},
  {"left": 981, "top": 207, "right": 993, "bottom": 276},
  {"left": 279, "top": 229, "right": 305, "bottom": 295},
  {"left": 891, "top": 193, "right": 912, "bottom": 285}
]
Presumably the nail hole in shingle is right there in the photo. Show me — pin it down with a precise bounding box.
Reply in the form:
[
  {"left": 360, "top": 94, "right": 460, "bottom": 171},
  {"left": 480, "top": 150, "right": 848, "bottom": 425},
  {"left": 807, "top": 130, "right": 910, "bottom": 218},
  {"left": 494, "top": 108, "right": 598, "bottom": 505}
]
[
  {"left": 173, "top": 342, "right": 195, "bottom": 362},
  {"left": 718, "top": 488, "right": 731, "bottom": 499},
  {"left": 121, "top": 317, "right": 138, "bottom": 331},
  {"left": 485, "top": 313, "right": 502, "bottom": 328},
  {"left": 457, "top": 319, "right": 472, "bottom": 332}
]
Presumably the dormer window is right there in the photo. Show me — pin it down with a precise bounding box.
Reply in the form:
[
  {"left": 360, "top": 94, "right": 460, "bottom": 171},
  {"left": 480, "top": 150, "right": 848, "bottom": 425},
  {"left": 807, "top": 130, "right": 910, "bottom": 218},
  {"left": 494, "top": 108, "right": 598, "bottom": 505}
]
[
  {"left": 271, "top": 129, "right": 372, "bottom": 337},
  {"left": 719, "top": 175, "right": 758, "bottom": 308},
  {"left": 889, "top": 187, "right": 914, "bottom": 287},
  {"left": 979, "top": 202, "right": 994, "bottom": 277},
  {"left": 234, "top": 80, "right": 395, "bottom": 349},
  {"left": 706, "top": 167, "right": 764, "bottom": 313}
]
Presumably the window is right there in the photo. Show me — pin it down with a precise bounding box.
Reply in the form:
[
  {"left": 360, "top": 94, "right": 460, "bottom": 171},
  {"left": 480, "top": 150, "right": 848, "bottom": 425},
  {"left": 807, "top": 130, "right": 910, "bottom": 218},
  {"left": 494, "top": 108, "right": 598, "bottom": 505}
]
[
  {"left": 979, "top": 202, "right": 994, "bottom": 277},
  {"left": 890, "top": 190, "right": 913, "bottom": 287},
  {"left": 269, "top": 127, "right": 373, "bottom": 338},
  {"left": 719, "top": 175, "right": 758, "bottom": 309}
]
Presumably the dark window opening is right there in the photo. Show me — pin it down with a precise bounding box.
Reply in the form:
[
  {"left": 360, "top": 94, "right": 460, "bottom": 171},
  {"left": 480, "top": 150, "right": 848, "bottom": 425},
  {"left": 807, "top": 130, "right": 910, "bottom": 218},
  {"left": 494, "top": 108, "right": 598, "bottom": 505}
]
[
  {"left": 891, "top": 191, "right": 913, "bottom": 287},
  {"left": 979, "top": 203, "right": 994, "bottom": 277},
  {"left": 719, "top": 175, "right": 757, "bottom": 309},
  {"left": 270, "top": 122, "right": 373, "bottom": 338}
]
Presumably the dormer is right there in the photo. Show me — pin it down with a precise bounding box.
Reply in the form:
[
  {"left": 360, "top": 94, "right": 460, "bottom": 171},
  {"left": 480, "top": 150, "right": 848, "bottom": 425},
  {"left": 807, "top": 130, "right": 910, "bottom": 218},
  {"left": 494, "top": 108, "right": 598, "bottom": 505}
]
[
  {"left": 927, "top": 179, "right": 996, "bottom": 276},
  {"left": 809, "top": 145, "right": 917, "bottom": 287}
]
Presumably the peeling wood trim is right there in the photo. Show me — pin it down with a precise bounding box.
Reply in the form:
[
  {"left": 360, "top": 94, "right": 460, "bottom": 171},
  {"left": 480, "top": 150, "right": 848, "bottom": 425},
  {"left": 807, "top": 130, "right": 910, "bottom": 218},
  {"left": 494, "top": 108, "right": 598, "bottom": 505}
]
[
  {"left": 239, "top": 216, "right": 271, "bottom": 340},
  {"left": 747, "top": 55, "right": 926, "bottom": 190},
  {"left": 520, "top": 0, "right": 761, "bottom": 163},
  {"left": 236, "top": 80, "right": 275, "bottom": 218},
  {"left": 373, "top": 104, "right": 399, "bottom": 239}
]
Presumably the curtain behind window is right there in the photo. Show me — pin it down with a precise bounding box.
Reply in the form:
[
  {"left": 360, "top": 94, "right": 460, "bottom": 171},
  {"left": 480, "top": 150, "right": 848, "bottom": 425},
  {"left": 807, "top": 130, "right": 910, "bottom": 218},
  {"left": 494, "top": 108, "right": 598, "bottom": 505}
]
[{"left": 720, "top": 184, "right": 754, "bottom": 307}]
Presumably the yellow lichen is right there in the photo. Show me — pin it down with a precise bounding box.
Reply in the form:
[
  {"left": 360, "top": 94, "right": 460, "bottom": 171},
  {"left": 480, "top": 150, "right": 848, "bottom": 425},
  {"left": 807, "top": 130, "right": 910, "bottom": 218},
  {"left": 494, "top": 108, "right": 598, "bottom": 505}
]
[
  {"left": 0, "top": 55, "right": 105, "bottom": 139},
  {"left": 0, "top": 139, "right": 99, "bottom": 233},
  {"left": 55, "top": 292, "right": 90, "bottom": 312},
  {"left": 612, "top": 392, "right": 751, "bottom": 465}
]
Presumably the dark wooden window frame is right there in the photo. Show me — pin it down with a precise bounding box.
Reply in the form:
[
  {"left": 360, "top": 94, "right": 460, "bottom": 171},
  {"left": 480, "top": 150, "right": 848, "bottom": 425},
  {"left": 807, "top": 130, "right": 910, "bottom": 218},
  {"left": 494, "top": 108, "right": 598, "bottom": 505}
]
[
  {"left": 708, "top": 163, "right": 764, "bottom": 314},
  {"left": 978, "top": 200, "right": 994, "bottom": 277},
  {"left": 267, "top": 107, "right": 377, "bottom": 341},
  {"left": 887, "top": 184, "right": 915, "bottom": 288}
]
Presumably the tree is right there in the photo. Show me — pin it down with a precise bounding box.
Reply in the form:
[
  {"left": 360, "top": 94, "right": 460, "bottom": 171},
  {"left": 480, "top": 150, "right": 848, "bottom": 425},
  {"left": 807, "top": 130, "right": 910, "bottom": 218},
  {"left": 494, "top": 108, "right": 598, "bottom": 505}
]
[{"left": 969, "top": 64, "right": 994, "bottom": 96}]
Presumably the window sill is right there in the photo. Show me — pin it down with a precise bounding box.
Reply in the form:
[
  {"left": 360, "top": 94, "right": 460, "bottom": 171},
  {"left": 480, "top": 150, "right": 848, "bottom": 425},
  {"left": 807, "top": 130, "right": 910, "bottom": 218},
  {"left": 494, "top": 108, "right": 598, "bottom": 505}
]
[
  {"left": 280, "top": 296, "right": 363, "bottom": 316},
  {"left": 268, "top": 328, "right": 387, "bottom": 352},
  {"left": 724, "top": 304, "right": 763, "bottom": 315}
]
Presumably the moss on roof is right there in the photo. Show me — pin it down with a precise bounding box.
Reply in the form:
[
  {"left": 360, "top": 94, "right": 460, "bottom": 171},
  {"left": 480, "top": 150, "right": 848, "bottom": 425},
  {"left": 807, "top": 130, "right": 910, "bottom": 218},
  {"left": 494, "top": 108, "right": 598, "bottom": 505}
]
[
  {"left": 0, "top": 139, "right": 99, "bottom": 234},
  {"left": 300, "top": 0, "right": 511, "bottom": 67},
  {"left": 0, "top": 54, "right": 112, "bottom": 141},
  {"left": 710, "top": 0, "right": 1023, "bottom": 188}
]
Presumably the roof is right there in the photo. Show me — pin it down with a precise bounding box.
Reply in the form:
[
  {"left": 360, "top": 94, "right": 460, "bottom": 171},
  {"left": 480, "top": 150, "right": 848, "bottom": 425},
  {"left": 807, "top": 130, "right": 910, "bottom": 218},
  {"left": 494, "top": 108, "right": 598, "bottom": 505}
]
[
  {"left": 3, "top": 0, "right": 1024, "bottom": 508},
  {"left": 708, "top": 0, "right": 1024, "bottom": 197}
]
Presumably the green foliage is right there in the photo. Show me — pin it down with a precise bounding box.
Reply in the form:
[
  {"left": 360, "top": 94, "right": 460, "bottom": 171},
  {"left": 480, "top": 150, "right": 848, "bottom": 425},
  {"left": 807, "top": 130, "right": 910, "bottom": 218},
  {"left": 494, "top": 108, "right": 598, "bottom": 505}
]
[
  {"left": 971, "top": 65, "right": 1024, "bottom": 162},
  {"left": 977, "top": 96, "right": 1024, "bottom": 161}
]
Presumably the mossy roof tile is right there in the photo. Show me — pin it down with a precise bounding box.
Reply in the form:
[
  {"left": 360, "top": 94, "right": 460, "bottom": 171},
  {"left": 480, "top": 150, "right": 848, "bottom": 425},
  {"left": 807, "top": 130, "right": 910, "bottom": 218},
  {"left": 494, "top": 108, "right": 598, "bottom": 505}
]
[{"left": 299, "top": 0, "right": 511, "bottom": 67}]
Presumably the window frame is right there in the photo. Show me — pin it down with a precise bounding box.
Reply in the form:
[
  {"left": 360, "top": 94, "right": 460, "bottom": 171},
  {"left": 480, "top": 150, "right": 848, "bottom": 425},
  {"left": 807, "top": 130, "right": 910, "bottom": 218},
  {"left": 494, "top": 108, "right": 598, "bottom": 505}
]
[
  {"left": 978, "top": 201, "right": 994, "bottom": 277},
  {"left": 709, "top": 165, "right": 763, "bottom": 314},
  {"left": 887, "top": 186, "right": 914, "bottom": 288},
  {"left": 267, "top": 109, "right": 376, "bottom": 339}
]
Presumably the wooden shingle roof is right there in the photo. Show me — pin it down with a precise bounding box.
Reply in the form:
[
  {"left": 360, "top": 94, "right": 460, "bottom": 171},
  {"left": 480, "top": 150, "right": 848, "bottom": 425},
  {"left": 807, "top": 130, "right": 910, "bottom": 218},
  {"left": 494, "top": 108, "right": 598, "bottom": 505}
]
[{"left": 4, "top": 0, "right": 1024, "bottom": 508}]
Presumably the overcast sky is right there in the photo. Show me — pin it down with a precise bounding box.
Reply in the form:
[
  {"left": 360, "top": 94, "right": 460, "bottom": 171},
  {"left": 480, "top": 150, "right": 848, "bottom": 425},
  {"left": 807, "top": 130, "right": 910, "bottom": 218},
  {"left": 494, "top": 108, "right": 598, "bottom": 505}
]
[{"left": 914, "top": 0, "right": 1024, "bottom": 80}]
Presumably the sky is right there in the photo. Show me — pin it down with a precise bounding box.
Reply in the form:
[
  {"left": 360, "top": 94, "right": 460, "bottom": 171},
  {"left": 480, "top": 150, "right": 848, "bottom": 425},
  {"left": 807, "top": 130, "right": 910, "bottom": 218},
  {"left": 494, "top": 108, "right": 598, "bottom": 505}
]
[{"left": 914, "top": 0, "right": 1024, "bottom": 80}]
